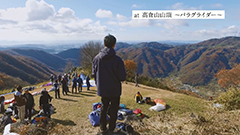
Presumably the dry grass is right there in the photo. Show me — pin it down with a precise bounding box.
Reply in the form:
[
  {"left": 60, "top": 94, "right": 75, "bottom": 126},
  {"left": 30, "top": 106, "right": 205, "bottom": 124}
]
[{"left": 3, "top": 82, "right": 240, "bottom": 134}]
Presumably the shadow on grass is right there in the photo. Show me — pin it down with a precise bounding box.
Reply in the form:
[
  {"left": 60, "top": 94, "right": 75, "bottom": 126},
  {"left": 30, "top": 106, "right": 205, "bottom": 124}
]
[
  {"left": 67, "top": 94, "right": 82, "bottom": 97},
  {"left": 80, "top": 93, "right": 96, "bottom": 97},
  {"left": 83, "top": 90, "right": 97, "bottom": 94},
  {"left": 58, "top": 97, "right": 78, "bottom": 102},
  {"left": 52, "top": 118, "right": 76, "bottom": 126}
]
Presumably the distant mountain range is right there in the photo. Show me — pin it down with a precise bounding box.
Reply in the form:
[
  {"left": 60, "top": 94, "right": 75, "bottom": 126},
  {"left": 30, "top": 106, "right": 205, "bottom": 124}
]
[
  {"left": 0, "top": 36, "right": 240, "bottom": 89},
  {"left": 117, "top": 36, "right": 240, "bottom": 85}
]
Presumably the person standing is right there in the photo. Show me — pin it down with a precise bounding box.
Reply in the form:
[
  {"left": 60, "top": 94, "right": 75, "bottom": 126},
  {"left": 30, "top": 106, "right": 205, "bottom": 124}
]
[
  {"left": 77, "top": 75, "right": 83, "bottom": 92},
  {"left": 39, "top": 88, "right": 52, "bottom": 118},
  {"left": 61, "top": 74, "right": 68, "bottom": 95},
  {"left": 14, "top": 86, "right": 26, "bottom": 123},
  {"left": 23, "top": 88, "right": 34, "bottom": 121},
  {"left": 72, "top": 76, "right": 78, "bottom": 93},
  {"left": 53, "top": 80, "right": 60, "bottom": 98},
  {"left": 86, "top": 75, "right": 91, "bottom": 90},
  {"left": 92, "top": 34, "right": 126, "bottom": 134},
  {"left": 135, "top": 73, "right": 139, "bottom": 87},
  {"left": 0, "top": 96, "right": 5, "bottom": 113}
]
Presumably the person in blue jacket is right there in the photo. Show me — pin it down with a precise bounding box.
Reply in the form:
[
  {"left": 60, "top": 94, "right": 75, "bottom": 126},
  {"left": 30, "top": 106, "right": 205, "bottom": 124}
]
[{"left": 92, "top": 34, "right": 126, "bottom": 134}]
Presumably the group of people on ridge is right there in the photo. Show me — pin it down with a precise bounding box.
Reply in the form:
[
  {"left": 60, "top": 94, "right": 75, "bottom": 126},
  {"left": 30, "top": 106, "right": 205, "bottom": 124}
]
[{"left": 50, "top": 72, "right": 91, "bottom": 98}]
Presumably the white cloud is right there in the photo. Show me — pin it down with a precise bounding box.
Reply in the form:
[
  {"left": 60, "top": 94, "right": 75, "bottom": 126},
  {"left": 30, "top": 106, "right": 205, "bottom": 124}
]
[
  {"left": 26, "top": 0, "right": 55, "bottom": 21},
  {"left": 171, "top": 3, "right": 184, "bottom": 10},
  {"left": 0, "top": 0, "right": 112, "bottom": 41},
  {"left": 170, "top": 2, "right": 202, "bottom": 10},
  {"left": 212, "top": 3, "right": 223, "bottom": 8},
  {"left": 116, "top": 14, "right": 127, "bottom": 21},
  {"left": 194, "top": 25, "right": 240, "bottom": 37},
  {"left": 163, "top": 20, "right": 189, "bottom": 29},
  {"left": 108, "top": 19, "right": 154, "bottom": 27},
  {"left": 132, "top": 4, "right": 137, "bottom": 8},
  {"left": 119, "top": 28, "right": 126, "bottom": 31},
  {"left": 95, "top": 9, "right": 113, "bottom": 18}
]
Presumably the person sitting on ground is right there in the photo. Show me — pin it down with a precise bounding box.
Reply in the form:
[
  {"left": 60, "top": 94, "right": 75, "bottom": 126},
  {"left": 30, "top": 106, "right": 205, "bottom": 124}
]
[
  {"left": 72, "top": 76, "right": 78, "bottom": 93},
  {"left": 23, "top": 88, "right": 34, "bottom": 122},
  {"left": 39, "top": 88, "right": 53, "bottom": 119},
  {"left": 14, "top": 86, "right": 26, "bottom": 123},
  {"left": 53, "top": 80, "right": 60, "bottom": 98},
  {"left": 77, "top": 75, "right": 83, "bottom": 92},
  {"left": 0, "top": 96, "right": 5, "bottom": 113},
  {"left": 134, "top": 92, "right": 143, "bottom": 103},
  {"left": 0, "top": 108, "right": 13, "bottom": 131}
]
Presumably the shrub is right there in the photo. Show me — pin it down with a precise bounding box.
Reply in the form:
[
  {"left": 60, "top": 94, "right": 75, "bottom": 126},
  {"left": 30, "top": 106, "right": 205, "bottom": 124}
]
[{"left": 217, "top": 87, "right": 240, "bottom": 110}]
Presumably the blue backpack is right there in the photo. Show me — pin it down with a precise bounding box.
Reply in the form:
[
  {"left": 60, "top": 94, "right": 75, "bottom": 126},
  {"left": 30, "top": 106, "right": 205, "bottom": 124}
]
[{"left": 88, "top": 108, "right": 109, "bottom": 126}]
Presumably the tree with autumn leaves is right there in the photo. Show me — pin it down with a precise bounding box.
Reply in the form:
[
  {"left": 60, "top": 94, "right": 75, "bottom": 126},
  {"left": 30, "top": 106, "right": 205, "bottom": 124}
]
[
  {"left": 216, "top": 64, "right": 240, "bottom": 110},
  {"left": 216, "top": 64, "right": 240, "bottom": 88},
  {"left": 124, "top": 59, "right": 137, "bottom": 82}
]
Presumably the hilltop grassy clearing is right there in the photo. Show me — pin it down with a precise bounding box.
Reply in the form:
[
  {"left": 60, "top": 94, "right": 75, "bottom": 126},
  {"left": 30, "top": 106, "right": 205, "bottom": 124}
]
[{"left": 2, "top": 82, "right": 240, "bottom": 134}]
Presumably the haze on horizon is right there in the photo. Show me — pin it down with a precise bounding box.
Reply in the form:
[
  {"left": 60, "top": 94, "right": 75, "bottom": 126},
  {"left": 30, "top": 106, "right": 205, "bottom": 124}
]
[{"left": 0, "top": 0, "right": 240, "bottom": 45}]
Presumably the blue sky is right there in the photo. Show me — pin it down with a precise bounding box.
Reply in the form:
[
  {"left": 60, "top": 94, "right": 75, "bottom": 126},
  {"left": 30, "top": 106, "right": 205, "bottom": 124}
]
[{"left": 0, "top": 0, "right": 239, "bottom": 44}]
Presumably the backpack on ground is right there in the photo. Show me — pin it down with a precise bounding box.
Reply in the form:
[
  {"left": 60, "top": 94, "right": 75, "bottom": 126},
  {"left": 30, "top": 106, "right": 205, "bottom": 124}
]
[
  {"left": 116, "top": 122, "right": 134, "bottom": 134},
  {"left": 88, "top": 108, "right": 109, "bottom": 126},
  {"left": 118, "top": 109, "right": 133, "bottom": 116},
  {"left": 143, "top": 97, "right": 151, "bottom": 104},
  {"left": 92, "top": 102, "right": 101, "bottom": 111}
]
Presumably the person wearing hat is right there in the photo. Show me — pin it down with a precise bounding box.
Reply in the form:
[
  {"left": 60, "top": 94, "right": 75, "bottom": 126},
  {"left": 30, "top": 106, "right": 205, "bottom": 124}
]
[
  {"left": 23, "top": 88, "right": 34, "bottom": 121},
  {"left": 39, "top": 88, "right": 52, "bottom": 118},
  {"left": 14, "top": 85, "right": 26, "bottom": 123},
  {"left": 0, "top": 108, "right": 13, "bottom": 130}
]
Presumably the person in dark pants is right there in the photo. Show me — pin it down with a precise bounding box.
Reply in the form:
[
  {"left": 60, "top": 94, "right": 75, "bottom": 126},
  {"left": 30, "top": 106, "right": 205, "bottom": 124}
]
[
  {"left": 53, "top": 80, "right": 60, "bottom": 98},
  {"left": 23, "top": 88, "right": 34, "bottom": 121},
  {"left": 0, "top": 96, "right": 5, "bottom": 114},
  {"left": 77, "top": 75, "right": 83, "bottom": 92},
  {"left": 72, "top": 76, "right": 78, "bottom": 93},
  {"left": 92, "top": 34, "right": 126, "bottom": 134},
  {"left": 61, "top": 75, "right": 68, "bottom": 95},
  {"left": 39, "top": 88, "right": 52, "bottom": 118},
  {"left": 86, "top": 75, "right": 91, "bottom": 90}
]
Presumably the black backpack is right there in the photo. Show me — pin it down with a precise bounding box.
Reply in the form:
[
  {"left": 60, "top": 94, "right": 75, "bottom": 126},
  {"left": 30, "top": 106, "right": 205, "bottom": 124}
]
[{"left": 116, "top": 122, "right": 134, "bottom": 134}]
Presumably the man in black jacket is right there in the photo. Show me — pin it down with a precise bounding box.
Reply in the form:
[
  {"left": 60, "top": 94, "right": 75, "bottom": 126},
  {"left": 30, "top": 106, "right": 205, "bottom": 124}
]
[
  {"left": 92, "top": 34, "right": 126, "bottom": 134},
  {"left": 23, "top": 88, "right": 34, "bottom": 121},
  {"left": 39, "top": 88, "right": 52, "bottom": 118}
]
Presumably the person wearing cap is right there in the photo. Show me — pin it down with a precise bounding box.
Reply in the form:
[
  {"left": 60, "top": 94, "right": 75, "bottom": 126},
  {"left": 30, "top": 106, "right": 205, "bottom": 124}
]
[
  {"left": 14, "top": 85, "right": 26, "bottom": 123},
  {"left": 39, "top": 88, "right": 52, "bottom": 118},
  {"left": 77, "top": 74, "right": 83, "bottom": 92},
  {"left": 23, "top": 88, "right": 34, "bottom": 121}
]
